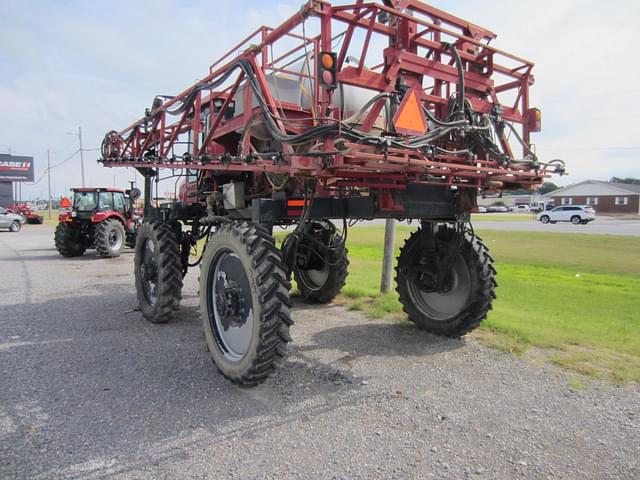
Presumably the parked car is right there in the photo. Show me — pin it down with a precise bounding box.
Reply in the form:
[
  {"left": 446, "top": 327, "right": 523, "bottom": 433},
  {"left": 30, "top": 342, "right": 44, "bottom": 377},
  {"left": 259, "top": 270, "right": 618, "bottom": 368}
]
[
  {"left": 0, "top": 206, "right": 26, "bottom": 232},
  {"left": 488, "top": 205, "right": 509, "bottom": 213},
  {"left": 529, "top": 201, "right": 555, "bottom": 213},
  {"left": 511, "top": 204, "right": 530, "bottom": 212},
  {"left": 537, "top": 205, "right": 596, "bottom": 225}
]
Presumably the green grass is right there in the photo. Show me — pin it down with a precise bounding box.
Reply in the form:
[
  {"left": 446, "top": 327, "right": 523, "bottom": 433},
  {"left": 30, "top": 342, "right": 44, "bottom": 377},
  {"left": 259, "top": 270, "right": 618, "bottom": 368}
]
[
  {"left": 471, "top": 213, "right": 535, "bottom": 222},
  {"left": 307, "top": 225, "right": 640, "bottom": 384},
  {"left": 38, "top": 210, "right": 61, "bottom": 226}
]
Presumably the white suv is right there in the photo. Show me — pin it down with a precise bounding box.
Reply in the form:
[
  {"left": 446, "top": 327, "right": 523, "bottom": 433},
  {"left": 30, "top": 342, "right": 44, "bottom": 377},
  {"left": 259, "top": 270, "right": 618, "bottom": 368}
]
[{"left": 537, "top": 205, "right": 596, "bottom": 225}]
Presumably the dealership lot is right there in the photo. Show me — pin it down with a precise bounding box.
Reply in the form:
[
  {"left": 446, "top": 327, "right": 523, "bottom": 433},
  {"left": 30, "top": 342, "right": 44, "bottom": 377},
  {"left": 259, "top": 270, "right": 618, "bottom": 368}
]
[{"left": 1, "top": 225, "right": 638, "bottom": 479}]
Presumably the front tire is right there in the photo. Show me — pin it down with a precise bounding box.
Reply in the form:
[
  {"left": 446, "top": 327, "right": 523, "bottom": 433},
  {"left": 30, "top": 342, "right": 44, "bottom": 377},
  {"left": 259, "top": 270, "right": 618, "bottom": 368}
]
[
  {"left": 540, "top": 215, "right": 550, "bottom": 224},
  {"left": 293, "top": 220, "right": 349, "bottom": 304},
  {"left": 396, "top": 226, "right": 497, "bottom": 337},
  {"left": 95, "top": 218, "right": 126, "bottom": 258},
  {"left": 9, "top": 221, "right": 21, "bottom": 232},
  {"left": 134, "top": 220, "right": 183, "bottom": 324},
  {"left": 54, "top": 223, "right": 86, "bottom": 257},
  {"left": 200, "top": 222, "right": 293, "bottom": 386}
]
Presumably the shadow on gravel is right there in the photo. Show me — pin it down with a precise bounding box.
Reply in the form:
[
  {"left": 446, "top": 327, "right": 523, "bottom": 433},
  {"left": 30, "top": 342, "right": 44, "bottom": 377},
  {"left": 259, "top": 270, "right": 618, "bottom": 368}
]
[
  {"left": 302, "top": 323, "right": 463, "bottom": 360},
  {"left": 1, "top": 290, "right": 366, "bottom": 480}
]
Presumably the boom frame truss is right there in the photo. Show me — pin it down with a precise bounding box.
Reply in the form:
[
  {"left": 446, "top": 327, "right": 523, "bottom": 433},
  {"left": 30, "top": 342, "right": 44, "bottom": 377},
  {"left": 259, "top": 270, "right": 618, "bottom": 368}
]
[{"left": 100, "top": 0, "right": 559, "bottom": 196}]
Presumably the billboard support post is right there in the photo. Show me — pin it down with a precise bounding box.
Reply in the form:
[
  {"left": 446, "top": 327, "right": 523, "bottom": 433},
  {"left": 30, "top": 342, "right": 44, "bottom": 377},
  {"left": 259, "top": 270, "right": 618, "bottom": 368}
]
[{"left": 47, "top": 150, "right": 52, "bottom": 220}]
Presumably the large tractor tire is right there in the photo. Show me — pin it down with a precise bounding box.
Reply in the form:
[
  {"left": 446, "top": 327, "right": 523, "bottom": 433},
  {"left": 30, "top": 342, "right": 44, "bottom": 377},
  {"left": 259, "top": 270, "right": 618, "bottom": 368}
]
[
  {"left": 200, "top": 222, "right": 293, "bottom": 386},
  {"left": 54, "top": 223, "right": 86, "bottom": 257},
  {"left": 134, "top": 220, "right": 183, "bottom": 324},
  {"left": 293, "top": 220, "right": 349, "bottom": 304},
  {"left": 395, "top": 226, "right": 496, "bottom": 337},
  {"left": 95, "top": 218, "right": 126, "bottom": 258}
]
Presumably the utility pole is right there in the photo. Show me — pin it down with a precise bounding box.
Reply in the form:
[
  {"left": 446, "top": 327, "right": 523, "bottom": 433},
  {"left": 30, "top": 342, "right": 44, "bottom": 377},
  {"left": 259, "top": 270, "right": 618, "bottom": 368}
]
[
  {"left": 78, "top": 126, "right": 86, "bottom": 187},
  {"left": 47, "top": 150, "right": 52, "bottom": 219},
  {"left": 380, "top": 218, "right": 396, "bottom": 293}
]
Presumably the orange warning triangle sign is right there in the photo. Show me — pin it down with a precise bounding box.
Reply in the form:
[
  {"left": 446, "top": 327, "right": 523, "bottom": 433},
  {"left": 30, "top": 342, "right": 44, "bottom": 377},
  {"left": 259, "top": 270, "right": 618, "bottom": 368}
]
[
  {"left": 60, "top": 197, "right": 72, "bottom": 208},
  {"left": 393, "top": 89, "right": 427, "bottom": 136}
]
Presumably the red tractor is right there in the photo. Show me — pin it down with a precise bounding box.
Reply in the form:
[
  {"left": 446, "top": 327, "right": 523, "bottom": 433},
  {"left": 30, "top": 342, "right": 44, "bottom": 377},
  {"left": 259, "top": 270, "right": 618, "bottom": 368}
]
[
  {"left": 7, "top": 204, "right": 44, "bottom": 224},
  {"left": 55, "top": 187, "right": 141, "bottom": 258}
]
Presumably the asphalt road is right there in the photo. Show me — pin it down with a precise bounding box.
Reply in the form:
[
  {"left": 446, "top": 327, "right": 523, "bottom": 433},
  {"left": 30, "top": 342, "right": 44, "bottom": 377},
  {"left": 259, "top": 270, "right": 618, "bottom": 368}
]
[
  {"left": 363, "top": 216, "right": 640, "bottom": 236},
  {"left": 1, "top": 226, "right": 639, "bottom": 480},
  {"left": 473, "top": 216, "right": 640, "bottom": 236}
]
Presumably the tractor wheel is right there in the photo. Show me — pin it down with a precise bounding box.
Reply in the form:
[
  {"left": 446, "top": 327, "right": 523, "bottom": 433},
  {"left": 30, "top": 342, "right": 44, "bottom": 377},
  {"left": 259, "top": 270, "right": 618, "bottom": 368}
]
[
  {"left": 200, "top": 222, "right": 293, "bottom": 386},
  {"left": 54, "top": 223, "right": 86, "bottom": 257},
  {"left": 134, "top": 220, "right": 183, "bottom": 324},
  {"left": 95, "top": 219, "right": 126, "bottom": 258},
  {"left": 395, "top": 226, "right": 497, "bottom": 338},
  {"left": 293, "top": 220, "right": 348, "bottom": 304},
  {"left": 9, "top": 221, "right": 21, "bottom": 233}
]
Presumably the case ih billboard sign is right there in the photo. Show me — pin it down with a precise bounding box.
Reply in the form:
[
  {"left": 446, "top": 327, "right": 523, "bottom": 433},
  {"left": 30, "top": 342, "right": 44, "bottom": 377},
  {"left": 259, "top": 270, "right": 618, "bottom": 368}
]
[{"left": 0, "top": 154, "right": 35, "bottom": 182}]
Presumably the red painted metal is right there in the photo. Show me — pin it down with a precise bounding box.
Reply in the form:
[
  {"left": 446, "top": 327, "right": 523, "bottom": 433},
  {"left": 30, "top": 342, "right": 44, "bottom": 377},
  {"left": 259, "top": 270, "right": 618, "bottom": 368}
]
[{"left": 100, "top": 0, "right": 562, "bottom": 197}]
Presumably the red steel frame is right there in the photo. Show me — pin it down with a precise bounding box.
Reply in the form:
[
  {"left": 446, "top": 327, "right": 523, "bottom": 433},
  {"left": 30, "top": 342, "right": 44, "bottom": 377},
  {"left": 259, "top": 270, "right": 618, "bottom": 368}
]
[{"left": 101, "top": 0, "right": 552, "bottom": 194}]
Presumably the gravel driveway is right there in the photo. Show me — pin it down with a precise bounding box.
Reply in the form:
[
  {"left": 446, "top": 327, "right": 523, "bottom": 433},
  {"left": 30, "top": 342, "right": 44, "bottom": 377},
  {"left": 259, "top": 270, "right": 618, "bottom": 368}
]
[{"left": 1, "top": 226, "right": 638, "bottom": 479}]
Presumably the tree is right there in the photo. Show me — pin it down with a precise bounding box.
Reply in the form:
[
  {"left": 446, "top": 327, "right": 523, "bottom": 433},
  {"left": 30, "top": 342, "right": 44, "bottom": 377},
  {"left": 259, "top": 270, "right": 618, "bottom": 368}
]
[
  {"left": 539, "top": 182, "right": 559, "bottom": 195},
  {"left": 610, "top": 177, "right": 640, "bottom": 185}
]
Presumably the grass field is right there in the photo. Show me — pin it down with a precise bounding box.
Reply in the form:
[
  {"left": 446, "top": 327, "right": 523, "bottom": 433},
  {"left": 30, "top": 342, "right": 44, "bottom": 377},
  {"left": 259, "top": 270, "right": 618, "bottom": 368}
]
[
  {"left": 471, "top": 213, "right": 535, "bottom": 222},
  {"left": 281, "top": 226, "right": 640, "bottom": 384},
  {"left": 39, "top": 210, "right": 61, "bottom": 226}
]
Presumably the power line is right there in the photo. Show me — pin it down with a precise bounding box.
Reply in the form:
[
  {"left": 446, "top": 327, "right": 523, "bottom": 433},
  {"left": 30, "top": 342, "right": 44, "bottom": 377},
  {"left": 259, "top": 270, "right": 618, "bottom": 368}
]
[{"left": 25, "top": 149, "right": 80, "bottom": 186}]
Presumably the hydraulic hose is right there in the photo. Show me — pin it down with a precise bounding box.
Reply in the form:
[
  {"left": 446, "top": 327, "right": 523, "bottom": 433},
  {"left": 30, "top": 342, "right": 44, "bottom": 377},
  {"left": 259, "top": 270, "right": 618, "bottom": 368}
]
[{"left": 443, "top": 43, "right": 465, "bottom": 115}]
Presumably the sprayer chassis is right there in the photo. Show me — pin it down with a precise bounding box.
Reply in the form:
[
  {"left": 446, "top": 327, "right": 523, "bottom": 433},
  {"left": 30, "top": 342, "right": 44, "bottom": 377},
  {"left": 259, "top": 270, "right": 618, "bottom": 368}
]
[{"left": 100, "top": 0, "right": 559, "bottom": 386}]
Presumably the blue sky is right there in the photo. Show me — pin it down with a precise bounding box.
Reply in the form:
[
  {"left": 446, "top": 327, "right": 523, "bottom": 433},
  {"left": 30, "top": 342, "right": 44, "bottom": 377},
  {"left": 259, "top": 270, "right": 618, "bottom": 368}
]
[{"left": 1, "top": 0, "right": 639, "bottom": 200}]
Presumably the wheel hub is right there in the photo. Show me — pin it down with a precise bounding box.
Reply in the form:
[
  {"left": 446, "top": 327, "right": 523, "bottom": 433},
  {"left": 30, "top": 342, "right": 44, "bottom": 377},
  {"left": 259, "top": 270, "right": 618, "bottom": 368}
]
[
  {"left": 209, "top": 250, "right": 255, "bottom": 360},
  {"left": 141, "top": 262, "right": 158, "bottom": 282},
  {"left": 417, "top": 269, "right": 456, "bottom": 293},
  {"left": 109, "top": 230, "right": 119, "bottom": 247},
  {"left": 215, "top": 280, "right": 246, "bottom": 329}
]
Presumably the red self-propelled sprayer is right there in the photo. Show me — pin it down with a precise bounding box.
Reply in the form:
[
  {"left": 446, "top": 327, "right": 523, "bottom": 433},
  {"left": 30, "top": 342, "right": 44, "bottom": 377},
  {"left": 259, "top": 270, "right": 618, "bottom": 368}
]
[{"left": 99, "top": 0, "right": 564, "bottom": 385}]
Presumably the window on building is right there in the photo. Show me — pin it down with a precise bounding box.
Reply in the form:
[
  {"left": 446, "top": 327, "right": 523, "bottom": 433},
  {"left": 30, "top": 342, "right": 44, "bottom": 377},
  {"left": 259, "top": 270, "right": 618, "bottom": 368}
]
[
  {"left": 561, "top": 197, "right": 573, "bottom": 205},
  {"left": 586, "top": 197, "right": 598, "bottom": 205},
  {"left": 615, "top": 197, "right": 629, "bottom": 206}
]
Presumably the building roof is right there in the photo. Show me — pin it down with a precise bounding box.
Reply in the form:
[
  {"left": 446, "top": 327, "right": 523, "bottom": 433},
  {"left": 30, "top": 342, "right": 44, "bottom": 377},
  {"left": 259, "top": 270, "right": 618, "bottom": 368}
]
[
  {"left": 617, "top": 183, "right": 640, "bottom": 194},
  {"left": 547, "top": 180, "right": 640, "bottom": 197}
]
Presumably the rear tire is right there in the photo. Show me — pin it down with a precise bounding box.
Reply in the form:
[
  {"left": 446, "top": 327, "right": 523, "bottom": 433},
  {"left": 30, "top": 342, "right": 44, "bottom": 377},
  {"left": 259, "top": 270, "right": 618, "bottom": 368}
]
[
  {"left": 95, "top": 218, "right": 126, "bottom": 258},
  {"left": 396, "top": 226, "right": 497, "bottom": 337},
  {"left": 571, "top": 216, "right": 581, "bottom": 225},
  {"left": 54, "top": 223, "right": 86, "bottom": 257},
  {"left": 9, "top": 221, "right": 21, "bottom": 233},
  {"left": 293, "top": 220, "right": 348, "bottom": 304},
  {"left": 200, "top": 222, "right": 293, "bottom": 386},
  {"left": 134, "top": 220, "right": 183, "bottom": 324}
]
